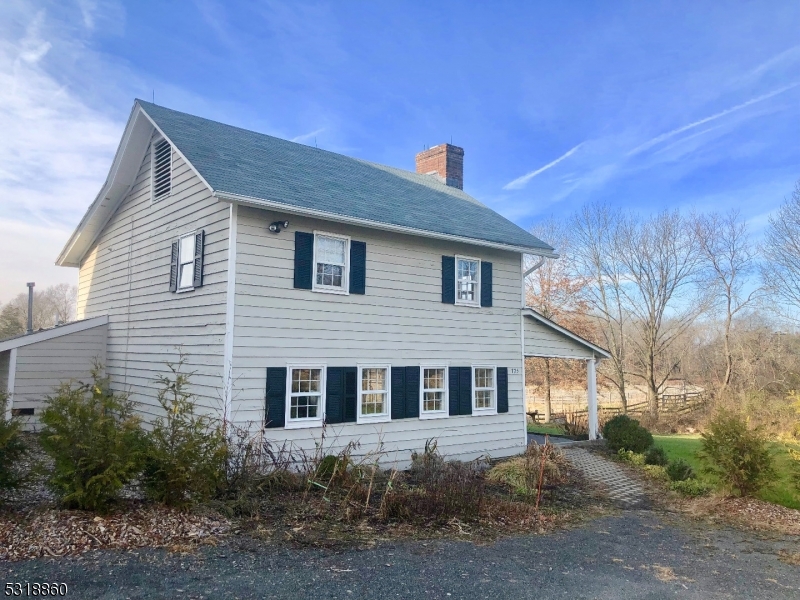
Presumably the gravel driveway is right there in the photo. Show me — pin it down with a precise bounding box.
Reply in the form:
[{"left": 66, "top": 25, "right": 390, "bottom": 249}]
[{"left": 2, "top": 511, "right": 798, "bottom": 599}]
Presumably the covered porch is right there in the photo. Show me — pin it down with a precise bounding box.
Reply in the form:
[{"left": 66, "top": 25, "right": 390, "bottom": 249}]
[{"left": 522, "top": 308, "right": 611, "bottom": 440}]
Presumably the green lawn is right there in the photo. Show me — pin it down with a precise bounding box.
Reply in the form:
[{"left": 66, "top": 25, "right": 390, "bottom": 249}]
[
  {"left": 527, "top": 423, "right": 566, "bottom": 436},
  {"left": 652, "top": 434, "right": 800, "bottom": 510}
]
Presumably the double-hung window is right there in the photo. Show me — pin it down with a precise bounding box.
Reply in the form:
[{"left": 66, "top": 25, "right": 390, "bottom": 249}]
[
  {"left": 178, "top": 234, "right": 196, "bottom": 291},
  {"left": 357, "top": 365, "right": 390, "bottom": 423},
  {"left": 286, "top": 366, "right": 325, "bottom": 428},
  {"left": 472, "top": 365, "right": 496, "bottom": 412},
  {"left": 455, "top": 256, "right": 480, "bottom": 306},
  {"left": 313, "top": 232, "right": 350, "bottom": 293},
  {"left": 420, "top": 366, "right": 448, "bottom": 418}
]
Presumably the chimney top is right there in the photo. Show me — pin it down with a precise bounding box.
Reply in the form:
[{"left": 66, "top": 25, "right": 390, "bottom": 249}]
[{"left": 415, "top": 143, "right": 464, "bottom": 190}]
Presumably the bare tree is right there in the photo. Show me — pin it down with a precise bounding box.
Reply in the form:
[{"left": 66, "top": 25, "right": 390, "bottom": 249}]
[
  {"left": 695, "top": 210, "right": 758, "bottom": 394},
  {"left": 0, "top": 284, "right": 78, "bottom": 339},
  {"left": 572, "top": 202, "right": 631, "bottom": 411},
  {"left": 615, "top": 210, "right": 706, "bottom": 417},
  {"left": 762, "top": 180, "right": 800, "bottom": 320},
  {"left": 525, "top": 217, "right": 590, "bottom": 422}
]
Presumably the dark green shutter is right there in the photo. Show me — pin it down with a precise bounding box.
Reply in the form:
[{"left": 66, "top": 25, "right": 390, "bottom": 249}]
[
  {"left": 343, "top": 368, "right": 357, "bottom": 422},
  {"left": 265, "top": 367, "right": 287, "bottom": 428},
  {"left": 169, "top": 241, "right": 179, "bottom": 292},
  {"left": 442, "top": 256, "right": 455, "bottom": 304},
  {"left": 192, "top": 230, "right": 205, "bottom": 288},
  {"left": 294, "top": 232, "right": 314, "bottom": 289},
  {"left": 448, "top": 367, "right": 460, "bottom": 415},
  {"left": 480, "top": 261, "right": 492, "bottom": 307},
  {"left": 459, "top": 367, "right": 472, "bottom": 416},
  {"left": 497, "top": 367, "right": 508, "bottom": 413},
  {"left": 391, "top": 367, "right": 406, "bottom": 419},
  {"left": 349, "top": 241, "right": 366, "bottom": 294},
  {"left": 325, "top": 367, "right": 357, "bottom": 424},
  {"left": 404, "top": 366, "right": 420, "bottom": 419},
  {"left": 326, "top": 368, "right": 344, "bottom": 424}
]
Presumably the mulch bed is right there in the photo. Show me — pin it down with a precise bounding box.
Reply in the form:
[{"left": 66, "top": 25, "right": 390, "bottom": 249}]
[
  {"left": 0, "top": 503, "right": 230, "bottom": 561},
  {"left": 677, "top": 495, "right": 800, "bottom": 536}
]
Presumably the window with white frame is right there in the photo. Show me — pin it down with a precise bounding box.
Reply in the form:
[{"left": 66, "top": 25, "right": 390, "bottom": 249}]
[
  {"left": 358, "top": 365, "right": 390, "bottom": 422},
  {"left": 287, "top": 366, "right": 324, "bottom": 425},
  {"left": 473, "top": 366, "right": 496, "bottom": 411},
  {"left": 420, "top": 366, "right": 448, "bottom": 417},
  {"left": 456, "top": 256, "right": 480, "bottom": 305},
  {"left": 152, "top": 138, "right": 172, "bottom": 201},
  {"left": 178, "top": 234, "right": 196, "bottom": 290},
  {"left": 314, "top": 232, "right": 349, "bottom": 293}
]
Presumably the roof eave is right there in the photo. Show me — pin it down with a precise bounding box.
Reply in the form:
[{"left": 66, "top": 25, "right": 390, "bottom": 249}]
[{"left": 213, "top": 190, "right": 558, "bottom": 258}]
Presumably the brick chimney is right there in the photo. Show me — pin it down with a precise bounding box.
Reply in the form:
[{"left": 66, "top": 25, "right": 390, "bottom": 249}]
[{"left": 415, "top": 144, "right": 464, "bottom": 190}]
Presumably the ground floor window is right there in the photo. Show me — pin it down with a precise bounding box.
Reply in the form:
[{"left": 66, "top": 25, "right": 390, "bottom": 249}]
[
  {"left": 358, "top": 365, "right": 390, "bottom": 423},
  {"left": 473, "top": 365, "right": 496, "bottom": 411},
  {"left": 421, "top": 366, "right": 448, "bottom": 417},
  {"left": 286, "top": 366, "right": 325, "bottom": 427}
]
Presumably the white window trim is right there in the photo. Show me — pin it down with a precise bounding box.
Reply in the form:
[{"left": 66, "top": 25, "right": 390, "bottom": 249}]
[
  {"left": 176, "top": 231, "right": 196, "bottom": 293},
  {"left": 285, "top": 364, "right": 326, "bottom": 429},
  {"left": 419, "top": 364, "right": 449, "bottom": 419},
  {"left": 471, "top": 364, "right": 497, "bottom": 414},
  {"left": 455, "top": 255, "right": 481, "bottom": 307},
  {"left": 312, "top": 231, "right": 350, "bottom": 295},
  {"left": 357, "top": 364, "right": 391, "bottom": 424},
  {"left": 151, "top": 136, "right": 173, "bottom": 204}
]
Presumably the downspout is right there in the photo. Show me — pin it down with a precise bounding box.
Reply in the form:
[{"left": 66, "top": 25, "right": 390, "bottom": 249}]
[{"left": 520, "top": 255, "right": 546, "bottom": 447}]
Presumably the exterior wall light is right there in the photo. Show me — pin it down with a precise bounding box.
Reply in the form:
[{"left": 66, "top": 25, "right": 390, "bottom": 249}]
[{"left": 269, "top": 220, "right": 290, "bottom": 233}]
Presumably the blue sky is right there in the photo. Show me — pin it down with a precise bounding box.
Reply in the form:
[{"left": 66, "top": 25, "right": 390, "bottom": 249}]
[{"left": 1, "top": 1, "right": 799, "bottom": 302}]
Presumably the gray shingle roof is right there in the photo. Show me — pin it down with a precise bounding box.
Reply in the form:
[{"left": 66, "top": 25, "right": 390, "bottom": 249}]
[{"left": 138, "top": 100, "right": 553, "bottom": 254}]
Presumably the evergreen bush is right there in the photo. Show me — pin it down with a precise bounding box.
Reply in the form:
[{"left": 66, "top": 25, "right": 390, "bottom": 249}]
[
  {"left": 665, "top": 458, "right": 695, "bottom": 482},
  {"left": 602, "top": 415, "right": 653, "bottom": 453},
  {"left": 0, "top": 392, "right": 28, "bottom": 498},
  {"left": 40, "top": 368, "right": 146, "bottom": 511},
  {"left": 644, "top": 446, "right": 669, "bottom": 466},
  {"left": 142, "top": 358, "right": 228, "bottom": 507},
  {"left": 699, "top": 412, "right": 775, "bottom": 497}
]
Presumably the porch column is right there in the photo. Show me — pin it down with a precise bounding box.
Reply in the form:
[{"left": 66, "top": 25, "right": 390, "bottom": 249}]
[
  {"left": 587, "top": 357, "right": 598, "bottom": 440},
  {"left": 4, "top": 348, "right": 16, "bottom": 421}
]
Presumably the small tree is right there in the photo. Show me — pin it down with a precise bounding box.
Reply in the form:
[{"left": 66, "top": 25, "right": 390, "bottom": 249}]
[
  {"left": 142, "top": 357, "right": 228, "bottom": 507},
  {"left": 40, "top": 367, "right": 146, "bottom": 511},
  {"left": 700, "top": 412, "right": 775, "bottom": 497},
  {"left": 0, "top": 392, "right": 28, "bottom": 498}
]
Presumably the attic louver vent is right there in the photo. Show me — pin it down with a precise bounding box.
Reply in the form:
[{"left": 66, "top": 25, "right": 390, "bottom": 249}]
[{"left": 152, "top": 138, "right": 172, "bottom": 201}]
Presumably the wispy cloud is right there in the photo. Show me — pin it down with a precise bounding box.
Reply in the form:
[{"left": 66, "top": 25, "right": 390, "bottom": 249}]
[
  {"left": 291, "top": 127, "right": 325, "bottom": 144},
  {"left": 627, "top": 83, "right": 800, "bottom": 157},
  {"left": 503, "top": 143, "right": 583, "bottom": 190}
]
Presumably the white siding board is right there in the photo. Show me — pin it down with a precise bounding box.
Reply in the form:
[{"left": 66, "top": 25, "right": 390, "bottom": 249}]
[
  {"left": 0, "top": 350, "right": 9, "bottom": 393},
  {"left": 78, "top": 139, "right": 229, "bottom": 419},
  {"left": 524, "top": 317, "right": 596, "bottom": 359},
  {"left": 231, "top": 207, "right": 526, "bottom": 462}
]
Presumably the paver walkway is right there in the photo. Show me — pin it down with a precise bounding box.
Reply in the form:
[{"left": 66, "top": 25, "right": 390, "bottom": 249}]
[{"left": 562, "top": 447, "right": 646, "bottom": 507}]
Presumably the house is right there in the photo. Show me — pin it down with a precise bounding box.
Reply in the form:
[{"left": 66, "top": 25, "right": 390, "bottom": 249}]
[{"left": 4, "top": 100, "right": 609, "bottom": 461}]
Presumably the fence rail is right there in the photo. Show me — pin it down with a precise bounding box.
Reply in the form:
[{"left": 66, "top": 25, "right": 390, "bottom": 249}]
[{"left": 528, "top": 394, "right": 707, "bottom": 424}]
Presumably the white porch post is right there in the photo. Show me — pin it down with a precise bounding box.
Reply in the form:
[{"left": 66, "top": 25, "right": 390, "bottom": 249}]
[{"left": 587, "top": 357, "right": 598, "bottom": 441}]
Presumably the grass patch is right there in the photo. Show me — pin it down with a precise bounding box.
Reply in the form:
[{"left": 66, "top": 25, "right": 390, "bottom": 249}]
[
  {"left": 652, "top": 435, "right": 800, "bottom": 509},
  {"left": 527, "top": 423, "right": 566, "bottom": 436}
]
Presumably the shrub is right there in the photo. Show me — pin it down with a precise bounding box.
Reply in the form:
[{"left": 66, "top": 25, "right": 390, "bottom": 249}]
[
  {"left": 616, "top": 449, "right": 645, "bottom": 465},
  {"left": 142, "top": 358, "right": 228, "bottom": 507},
  {"left": 644, "top": 446, "right": 669, "bottom": 466},
  {"left": 0, "top": 392, "right": 28, "bottom": 497},
  {"left": 699, "top": 412, "right": 776, "bottom": 497},
  {"left": 487, "top": 442, "right": 567, "bottom": 500},
  {"left": 563, "top": 411, "right": 588, "bottom": 439},
  {"left": 40, "top": 368, "right": 146, "bottom": 511},
  {"left": 642, "top": 464, "right": 669, "bottom": 481},
  {"left": 383, "top": 440, "right": 485, "bottom": 522},
  {"left": 665, "top": 459, "right": 695, "bottom": 482},
  {"left": 670, "top": 479, "right": 712, "bottom": 497},
  {"left": 602, "top": 415, "right": 653, "bottom": 453}
]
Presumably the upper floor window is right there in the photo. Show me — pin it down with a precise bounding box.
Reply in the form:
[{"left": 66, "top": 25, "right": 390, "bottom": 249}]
[
  {"left": 152, "top": 138, "right": 172, "bottom": 202},
  {"left": 314, "top": 232, "right": 350, "bottom": 294},
  {"left": 178, "top": 234, "right": 196, "bottom": 290},
  {"left": 456, "top": 256, "right": 480, "bottom": 306},
  {"left": 473, "top": 366, "right": 496, "bottom": 412}
]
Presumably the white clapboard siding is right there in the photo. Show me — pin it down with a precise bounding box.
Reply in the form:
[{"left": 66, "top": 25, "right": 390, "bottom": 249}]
[
  {"left": 11, "top": 325, "right": 107, "bottom": 430},
  {"left": 524, "top": 317, "right": 596, "bottom": 359},
  {"left": 78, "top": 138, "right": 229, "bottom": 420},
  {"left": 0, "top": 350, "right": 9, "bottom": 392},
  {"left": 230, "top": 207, "right": 527, "bottom": 462}
]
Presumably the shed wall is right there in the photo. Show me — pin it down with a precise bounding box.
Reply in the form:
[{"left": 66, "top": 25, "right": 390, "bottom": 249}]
[{"left": 524, "top": 317, "right": 596, "bottom": 359}]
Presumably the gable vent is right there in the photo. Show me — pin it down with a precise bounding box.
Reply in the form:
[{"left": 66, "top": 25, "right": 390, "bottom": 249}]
[{"left": 152, "top": 138, "right": 172, "bottom": 201}]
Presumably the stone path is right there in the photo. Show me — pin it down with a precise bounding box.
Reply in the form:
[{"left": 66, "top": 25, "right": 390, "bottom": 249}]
[{"left": 562, "top": 447, "right": 647, "bottom": 507}]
